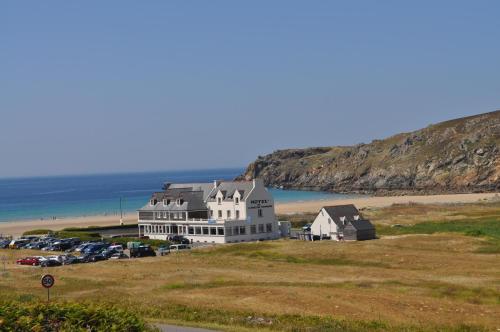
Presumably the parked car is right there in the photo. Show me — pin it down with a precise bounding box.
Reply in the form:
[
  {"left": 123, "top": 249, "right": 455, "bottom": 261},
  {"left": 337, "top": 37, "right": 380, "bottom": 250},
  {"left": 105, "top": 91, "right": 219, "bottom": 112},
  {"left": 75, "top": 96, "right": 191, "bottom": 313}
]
[
  {"left": 83, "top": 243, "right": 107, "bottom": 254},
  {"left": 108, "top": 244, "right": 123, "bottom": 252},
  {"left": 169, "top": 244, "right": 190, "bottom": 251},
  {"left": 75, "top": 243, "right": 93, "bottom": 252},
  {"left": 16, "top": 257, "right": 40, "bottom": 266},
  {"left": 130, "top": 245, "right": 156, "bottom": 258},
  {"left": 110, "top": 253, "right": 129, "bottom": 259},
  {"left": 158, "top": 245, "right": 170, "bottom": 256},
  {"left": 41, "top": 259, "right": 62, "bottom": 267},
  {"left": 102, "top": 249, "right": 119, "bottom": 259},
  {"left": 89, "top": 253, "right": 107, "bottom": 262},
  {"left": 60, "top": 254, "right": 78, "bottom": 265},
  {"left": 76, "top": 254, "right": 93, "bottom": 263},
  {"left": 9, "top": 239, "right": 30, "bottom": 249},
  {"left": 169, "top": 235, "right": 190, "bottom": 244},
  {"left": 0, "top": 240, "right": 11, "bottom": 248}
]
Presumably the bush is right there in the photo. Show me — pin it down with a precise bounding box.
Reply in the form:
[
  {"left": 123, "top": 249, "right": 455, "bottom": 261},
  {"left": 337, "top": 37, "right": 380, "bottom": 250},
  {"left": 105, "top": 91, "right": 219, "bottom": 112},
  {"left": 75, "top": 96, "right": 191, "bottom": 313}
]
[
  {"left": 62, "top": 224, "right": 137, "bottom": 232},
  {"left": 23, "top": 229, "right": 54, "bottom": 236},
  {"left": 0, "top": 301, "right": 154, "bottom": 331}
]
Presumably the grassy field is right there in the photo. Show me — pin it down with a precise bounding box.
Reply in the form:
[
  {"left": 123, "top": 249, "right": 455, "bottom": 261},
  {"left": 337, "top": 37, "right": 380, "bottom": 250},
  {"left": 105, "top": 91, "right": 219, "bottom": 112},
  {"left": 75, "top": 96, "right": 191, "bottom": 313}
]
[{"left": 1, "top": 202, "right": 499, "bottom": 331}]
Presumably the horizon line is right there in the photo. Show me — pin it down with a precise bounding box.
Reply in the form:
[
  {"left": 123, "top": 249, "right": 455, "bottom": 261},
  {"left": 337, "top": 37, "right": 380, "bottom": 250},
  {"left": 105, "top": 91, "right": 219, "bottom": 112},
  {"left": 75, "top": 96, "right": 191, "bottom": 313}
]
[{"left": 0, "top": 166, "right": 246, "bottom": 181}]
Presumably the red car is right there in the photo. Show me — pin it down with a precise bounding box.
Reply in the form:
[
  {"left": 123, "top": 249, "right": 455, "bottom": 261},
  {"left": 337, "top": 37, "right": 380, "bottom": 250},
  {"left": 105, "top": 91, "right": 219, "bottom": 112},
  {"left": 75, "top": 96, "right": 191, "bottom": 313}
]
[{"left": 16, "top": 257, "right": 40, "bottom": 266}]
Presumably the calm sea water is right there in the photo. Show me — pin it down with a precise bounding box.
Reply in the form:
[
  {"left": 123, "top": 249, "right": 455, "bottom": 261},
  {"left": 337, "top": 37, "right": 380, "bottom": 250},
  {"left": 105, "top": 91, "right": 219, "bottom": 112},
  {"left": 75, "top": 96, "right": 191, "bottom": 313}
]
[{"left": 0, "top": 168, "right": 362, "bottom": 222}]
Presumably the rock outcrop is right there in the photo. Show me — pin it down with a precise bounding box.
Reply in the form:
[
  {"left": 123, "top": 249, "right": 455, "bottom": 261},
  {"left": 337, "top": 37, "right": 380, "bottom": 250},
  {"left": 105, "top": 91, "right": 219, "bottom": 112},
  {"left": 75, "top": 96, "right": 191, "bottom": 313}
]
[{"left": 238, "top": 110, "right": 500, "bottom": 195}]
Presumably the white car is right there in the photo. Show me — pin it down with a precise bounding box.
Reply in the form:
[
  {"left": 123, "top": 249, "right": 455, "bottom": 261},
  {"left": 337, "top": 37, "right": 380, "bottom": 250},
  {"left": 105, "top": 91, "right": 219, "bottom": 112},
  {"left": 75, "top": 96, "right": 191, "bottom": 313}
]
[
  {"left": 33, "top": 256, "right": 49, "bottom": 263},
  {"left": 45, "top": 255, "right": 63, "bottom": 263},
  {"left": 108, "top": 245, "right": 124, "bottom": 253}
]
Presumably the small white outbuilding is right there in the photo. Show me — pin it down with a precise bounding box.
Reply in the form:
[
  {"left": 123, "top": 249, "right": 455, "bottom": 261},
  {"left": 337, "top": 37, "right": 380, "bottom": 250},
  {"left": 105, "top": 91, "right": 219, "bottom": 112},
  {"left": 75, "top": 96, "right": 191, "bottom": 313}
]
[{"left": 311, "top": 204, "right": 368, "bottom": 241}]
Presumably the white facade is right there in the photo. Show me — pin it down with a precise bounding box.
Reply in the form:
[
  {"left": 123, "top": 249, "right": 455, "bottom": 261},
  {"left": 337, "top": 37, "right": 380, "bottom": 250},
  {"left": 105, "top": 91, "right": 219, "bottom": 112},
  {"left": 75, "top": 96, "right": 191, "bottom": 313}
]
[
  {"left": 138, "top": 179, "right": 281, "bottom": 244},
  {"left": 311, "top": 208, "right": 341, "bottom": 240},
  {"left": 311, "top": 205, "right": 361, "bottom": 241}
]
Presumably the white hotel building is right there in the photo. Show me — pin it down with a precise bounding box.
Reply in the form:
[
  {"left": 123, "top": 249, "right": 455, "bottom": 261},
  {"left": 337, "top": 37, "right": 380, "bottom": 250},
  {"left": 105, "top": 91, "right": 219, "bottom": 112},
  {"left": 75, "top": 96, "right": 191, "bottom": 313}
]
[{"left": 137, "top": 179, "right": 282, "bottom": 243}]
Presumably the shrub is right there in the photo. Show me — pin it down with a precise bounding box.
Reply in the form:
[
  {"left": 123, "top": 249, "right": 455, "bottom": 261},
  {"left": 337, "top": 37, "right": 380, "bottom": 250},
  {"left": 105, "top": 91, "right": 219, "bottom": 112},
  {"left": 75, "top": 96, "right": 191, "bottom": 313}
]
[
  {"left": 22, "top": 229, "right": 54, "bottom": 236},
  {"left": 0, "top": 301, "right": 154, "bottom": 331}
]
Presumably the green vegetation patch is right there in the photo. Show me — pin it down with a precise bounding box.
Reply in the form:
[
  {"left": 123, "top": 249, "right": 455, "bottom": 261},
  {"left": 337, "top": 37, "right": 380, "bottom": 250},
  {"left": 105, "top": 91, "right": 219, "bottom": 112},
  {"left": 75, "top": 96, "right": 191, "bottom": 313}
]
[
  {"left": 62, "top": 224, "right": 138, "bottom": 232},
  {"left": 376, "top": 217, "right": 500, "bottom": 253},
  {"left": 22, "top": 229, "right": 54, "bottom": 236},
  {"left": 0, "top": 301, "right": 152, "bottom": 332}
]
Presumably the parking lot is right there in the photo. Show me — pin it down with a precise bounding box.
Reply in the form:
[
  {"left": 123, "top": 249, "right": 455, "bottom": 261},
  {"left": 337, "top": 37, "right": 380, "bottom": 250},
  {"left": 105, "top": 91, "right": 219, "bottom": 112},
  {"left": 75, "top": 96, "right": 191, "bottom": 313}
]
[{"left": 0, "top": 234, "right": 196, "bottom": 268}]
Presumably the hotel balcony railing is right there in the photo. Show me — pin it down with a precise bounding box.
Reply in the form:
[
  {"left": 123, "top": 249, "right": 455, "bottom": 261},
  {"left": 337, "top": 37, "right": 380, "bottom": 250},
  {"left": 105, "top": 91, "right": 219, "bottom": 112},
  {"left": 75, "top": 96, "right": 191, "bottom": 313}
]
[{"left": 138, "top": 217, "right": 247, "bottom": 224}]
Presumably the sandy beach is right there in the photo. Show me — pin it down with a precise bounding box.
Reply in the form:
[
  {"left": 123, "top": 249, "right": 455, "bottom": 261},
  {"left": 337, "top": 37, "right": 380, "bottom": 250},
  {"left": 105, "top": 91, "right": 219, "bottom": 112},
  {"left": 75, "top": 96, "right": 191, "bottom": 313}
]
[
  {"left": 1, "top": 192, "right": 498, "bottom": 237},
  {"left": 275, "top": 192, "right": 500, "bottom": 214}
]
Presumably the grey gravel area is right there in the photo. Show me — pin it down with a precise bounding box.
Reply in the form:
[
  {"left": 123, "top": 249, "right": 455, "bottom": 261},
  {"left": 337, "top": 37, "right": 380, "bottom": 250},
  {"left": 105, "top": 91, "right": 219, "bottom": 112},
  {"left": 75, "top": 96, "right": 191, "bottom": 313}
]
[{"left": 155, "top": 324, "right": 219, "bottom": 332}]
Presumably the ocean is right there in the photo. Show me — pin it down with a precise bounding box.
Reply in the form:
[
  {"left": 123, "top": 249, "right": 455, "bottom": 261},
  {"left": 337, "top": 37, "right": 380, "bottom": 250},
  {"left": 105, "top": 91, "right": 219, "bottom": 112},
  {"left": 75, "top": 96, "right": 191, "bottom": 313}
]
[{"left": 0, "top": 168, "right": 363, "bottom": 222}]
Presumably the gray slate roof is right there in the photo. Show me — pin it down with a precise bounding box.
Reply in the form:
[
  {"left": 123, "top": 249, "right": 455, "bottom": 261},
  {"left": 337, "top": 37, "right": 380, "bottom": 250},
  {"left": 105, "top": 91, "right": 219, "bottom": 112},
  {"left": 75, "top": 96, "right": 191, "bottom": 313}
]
[
  {"left": 139, "top": 180, "right": 255, "bottom": 211},
  {"left": 168, "top": 183, "right": 216, "bottom": 201},
  {"left": 322, "top": 204, "right": 360, "bottom": 226},
  {"left": 345, "top": 219, "right": 375, "bottom": 231},
  {"left": 208, "top": 181, "right": 254, "bottom": 201}
]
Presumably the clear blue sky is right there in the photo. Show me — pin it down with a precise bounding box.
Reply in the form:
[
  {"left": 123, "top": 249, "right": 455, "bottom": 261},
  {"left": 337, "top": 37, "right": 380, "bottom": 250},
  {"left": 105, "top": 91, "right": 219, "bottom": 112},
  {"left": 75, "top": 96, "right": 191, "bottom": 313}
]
[{"left": 1, "top": 1, "right": 499, "bottom": 178}]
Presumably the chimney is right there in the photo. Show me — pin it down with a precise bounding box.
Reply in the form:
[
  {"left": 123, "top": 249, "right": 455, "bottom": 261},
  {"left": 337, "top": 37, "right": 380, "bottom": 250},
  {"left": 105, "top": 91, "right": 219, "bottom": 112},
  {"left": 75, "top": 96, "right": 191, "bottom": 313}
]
[{"left": 252, "top": 178, "right": 263, "bottom": 188}]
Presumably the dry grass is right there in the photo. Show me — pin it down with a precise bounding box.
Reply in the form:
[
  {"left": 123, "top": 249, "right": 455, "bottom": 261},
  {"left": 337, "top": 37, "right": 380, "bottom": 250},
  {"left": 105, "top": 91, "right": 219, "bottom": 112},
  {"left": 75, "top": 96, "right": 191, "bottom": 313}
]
[{"left": 1, "top": 202, "right": 500, "bottom": 331}]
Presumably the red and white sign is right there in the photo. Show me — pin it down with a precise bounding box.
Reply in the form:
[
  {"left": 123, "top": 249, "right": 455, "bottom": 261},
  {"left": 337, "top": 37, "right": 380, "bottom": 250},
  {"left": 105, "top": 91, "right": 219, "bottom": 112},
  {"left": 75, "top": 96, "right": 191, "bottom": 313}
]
[{"left": 41, "top": 274, "right": 55, "bottom": 289}]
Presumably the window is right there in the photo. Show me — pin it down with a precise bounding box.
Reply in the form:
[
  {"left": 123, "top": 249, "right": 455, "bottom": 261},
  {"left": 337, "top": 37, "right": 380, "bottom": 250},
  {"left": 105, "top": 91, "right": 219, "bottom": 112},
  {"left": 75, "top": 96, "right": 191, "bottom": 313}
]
[
  {"left": 156, "top": 212, "right": 161, "bottom": 219},
  {"left": 163, "top": 212, "right": 167, "bottom": 219},
  {"left": 258, "top": 224, "right": 264, "bottom": 233},
  {"left": 226, "top": 227, "right": 233, "bottom": 236},
  {"left": 258, "top": 209, "right": 263, "bottom": 217},
  {"left": 233, "top": 226, "right": 240, "bottom": 235},
  {"left": 266, "top": 223, "right": 272, "bottom": 233},
  {"left": 227, "top": 210, "right": 231, "bottom": 219},
  {"left": 195, "top": 226, "right": 201, "bottom": 234},
  {"left": 210, "top": 210, "right": 214, "bottom": 217},
  {"left": 236, "top": 210, "right": 240, "bottom": 219},
  {"left": 202, "top": 227, "right": 209, "bottom": 235},
  {"left": 218, "top": 197, "right": 222, "bottom": 205},
  {"left": 217, "top": 227, "right": 224, "bottom": 235},
  {"left": 188, "top": 227, "right": 194, "bottom": 235},
  {"left": 218, "top": 210, "right": 222, "bottom": 218},
  {"left": 210, "top": 227, "right": 217, "bottom": 235},
  {"left": 240, "top": 226, "right": 246, "bottom": 235},
  {"left": 250, "top": 225, "right": 256, "bottom": 234},
  {"left": 235, "top": 197, "right": 239, "bottom": 205}
]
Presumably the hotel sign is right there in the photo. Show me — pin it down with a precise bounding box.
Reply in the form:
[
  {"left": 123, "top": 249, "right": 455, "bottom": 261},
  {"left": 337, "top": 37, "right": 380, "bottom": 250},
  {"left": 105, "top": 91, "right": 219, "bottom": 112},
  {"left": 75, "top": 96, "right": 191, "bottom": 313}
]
[{"left": 248, "top": 199, "right": 273, "bottom": 209}]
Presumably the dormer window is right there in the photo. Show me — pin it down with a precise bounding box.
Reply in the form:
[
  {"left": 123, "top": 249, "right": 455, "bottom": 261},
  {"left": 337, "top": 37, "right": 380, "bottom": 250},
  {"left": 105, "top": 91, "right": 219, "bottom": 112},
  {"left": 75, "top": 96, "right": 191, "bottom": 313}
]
[
  {"left": 176, "top": 199, "right": 184, "bottom": 205},
  {"left": 163, "top": 199, "right": 168, "bottom": 206},
  {"left": 235, "top": 197, "right": 239, "bottom": 205},
  {"left": 340, "top": 216, "right": 346, "bottom": 225},
  {"left": 150, "top": 200, "right": 154, "bottom": 206},
  {"left": 217, "top": 197, "right": 222, "bottom": 205}
]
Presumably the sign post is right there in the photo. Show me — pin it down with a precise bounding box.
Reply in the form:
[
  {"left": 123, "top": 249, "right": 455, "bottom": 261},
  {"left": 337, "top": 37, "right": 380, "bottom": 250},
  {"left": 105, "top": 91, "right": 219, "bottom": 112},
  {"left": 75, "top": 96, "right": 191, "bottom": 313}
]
[{"left": 41, "top": 274, "right": 55, "bottom": 302}]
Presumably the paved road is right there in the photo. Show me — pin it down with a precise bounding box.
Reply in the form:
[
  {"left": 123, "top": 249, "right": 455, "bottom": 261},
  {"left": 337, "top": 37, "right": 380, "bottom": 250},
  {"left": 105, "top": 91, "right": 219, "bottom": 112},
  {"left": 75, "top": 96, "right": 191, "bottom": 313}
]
[{"left": 156, "top": 324, "right": 219, "bottom": 332}]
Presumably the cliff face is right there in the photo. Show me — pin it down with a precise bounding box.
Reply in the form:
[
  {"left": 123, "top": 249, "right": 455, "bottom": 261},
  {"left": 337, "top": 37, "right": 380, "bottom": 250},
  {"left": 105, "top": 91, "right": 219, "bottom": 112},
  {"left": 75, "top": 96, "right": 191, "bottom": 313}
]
[{"left": 239, "top": 111, "right": 500, "bottom": 195}]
